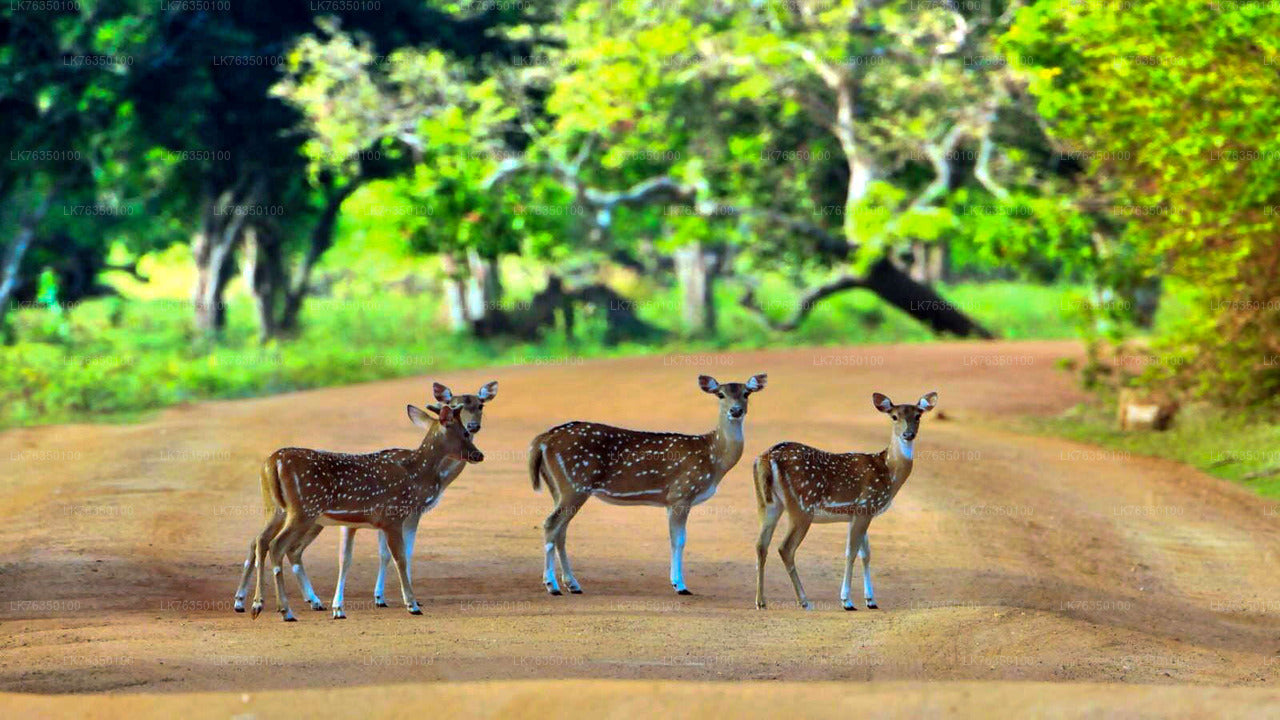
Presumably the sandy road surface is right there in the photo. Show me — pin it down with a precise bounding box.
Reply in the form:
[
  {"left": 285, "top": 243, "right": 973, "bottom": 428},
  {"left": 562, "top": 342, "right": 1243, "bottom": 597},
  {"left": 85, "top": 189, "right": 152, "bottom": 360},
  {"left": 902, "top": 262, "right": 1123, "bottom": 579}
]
[{"left": 1, "top": 341, "right": 1277, "bottom": 715}]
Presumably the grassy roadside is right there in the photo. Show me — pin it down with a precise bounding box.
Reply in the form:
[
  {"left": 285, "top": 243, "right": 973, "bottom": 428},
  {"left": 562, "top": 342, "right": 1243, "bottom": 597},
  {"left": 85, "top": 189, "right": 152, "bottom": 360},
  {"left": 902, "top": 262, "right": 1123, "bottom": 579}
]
[
  {"left": 0, "top": 280, "right": 1083, "bottom": 429},
  {"left": 1019, "top": 403, "right": 1280, "bottom": 499}
]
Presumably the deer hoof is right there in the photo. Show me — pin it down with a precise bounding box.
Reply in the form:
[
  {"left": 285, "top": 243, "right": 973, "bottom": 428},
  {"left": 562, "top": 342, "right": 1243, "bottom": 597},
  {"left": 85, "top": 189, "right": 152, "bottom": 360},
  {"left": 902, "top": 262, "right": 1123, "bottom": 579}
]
[
  {"left": 866, "top": 601, "right": 879, "bottom": 610},
  {"left": 800, "top": 601, "right": 813, "bottom": 611},
  {"left": 545, "top": 583, "right": 562, "bottom": 596},
  {"left": 676, "top": 588, "right": 693, "bottom": 596},
  {"left": 375, "top": 600, "right": 388, "bottom": 608},
  {"left": 332, "top": 609, "right": 346, "bottom": 620},
  {"left": 408, "top": 604, "right": 423, "bottom": 615},
  {"left": 250, "top": 601, "right": 263, "bottom": 619},
  {"left": 843, "top": 601, "right": 858, "bottom": 612},
  {"left": 281, "top": 610, "right": 297, "bottom": 622},
  {"left": 755, "top": 602, "right": 766, "bottom": 610},
  {"left": 310, "top": 601, "right": 326, "bottom": 611},
  {"left": 569, "top": 587, "right": 583, "bottom": 595},
  {"left": 233, "top": 599, "right": 245, "bottom": 613}
]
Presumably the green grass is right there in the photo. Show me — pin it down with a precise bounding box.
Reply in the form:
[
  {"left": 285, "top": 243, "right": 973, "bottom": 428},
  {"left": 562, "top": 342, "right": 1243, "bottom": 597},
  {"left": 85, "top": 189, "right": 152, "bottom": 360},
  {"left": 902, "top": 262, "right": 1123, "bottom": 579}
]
[
  {"left": 1021, "top": 403, "right": 1280, "bottom": 498},
  {"left": 0, "top": 277, "right": 1087, "bottom": 429}
]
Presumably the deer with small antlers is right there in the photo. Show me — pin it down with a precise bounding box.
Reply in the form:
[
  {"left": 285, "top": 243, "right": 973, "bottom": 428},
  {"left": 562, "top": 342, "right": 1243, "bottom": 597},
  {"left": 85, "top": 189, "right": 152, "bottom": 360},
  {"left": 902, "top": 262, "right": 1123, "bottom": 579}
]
[
  {"left": 238, "top": 398, "right": 483, "bottom": 621},
  {"left": 233, "top": 382, "right": 496, "bottom": 617},
  {"left": 754, "top": 391, "right": 937, "bottom": 611},
  {"left": 529, "top": 373, "right": 766, "bottom": 595}
]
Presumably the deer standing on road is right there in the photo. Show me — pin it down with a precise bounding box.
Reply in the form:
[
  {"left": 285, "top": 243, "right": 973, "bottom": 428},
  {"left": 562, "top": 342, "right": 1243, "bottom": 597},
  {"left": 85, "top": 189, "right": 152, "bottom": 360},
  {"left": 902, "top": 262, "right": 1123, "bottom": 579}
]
[
  {"left": 341, "top": 382, "right": 495, "bottom": 612},
  {"left": 753, "top": 391, "right": 937, "bottom": 611},
  {"left": 529, "top": 373, "right": 767, "bottom": 595},
  {"left": 233, "top": 382, "right": 495, "bottom": 617},
  {"left": 240, "top": 401, "right": 483, "bottom": 621}
]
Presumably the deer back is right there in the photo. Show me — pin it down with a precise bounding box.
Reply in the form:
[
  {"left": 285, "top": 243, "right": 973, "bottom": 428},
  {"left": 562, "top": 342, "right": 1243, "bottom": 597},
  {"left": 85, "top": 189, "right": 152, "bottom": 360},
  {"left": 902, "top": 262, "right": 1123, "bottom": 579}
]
[
  {"left": 536, "top": 421, "right": 722, "bottom": 504},
  {"left": 761, "top": 442, "right": 895, "bottom": 518},
  {"left": 270, "top": 437, "right": 450, "bottom": 526}
]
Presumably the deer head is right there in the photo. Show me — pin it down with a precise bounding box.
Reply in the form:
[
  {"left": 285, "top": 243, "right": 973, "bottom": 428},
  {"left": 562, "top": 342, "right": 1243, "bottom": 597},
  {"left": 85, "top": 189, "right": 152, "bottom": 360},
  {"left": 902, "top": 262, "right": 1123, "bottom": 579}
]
[
  {"left": 408, "top": 403, "right": 484, "bottom": 464},
  {"left": 426, "top": 381, "right": 498, "bottom": 434},
  {"left": 699, "top": 374, "right": 768, "bottom": 421},
  {"left": 872, "top": 391, "right": 938, "bottom": 443}
]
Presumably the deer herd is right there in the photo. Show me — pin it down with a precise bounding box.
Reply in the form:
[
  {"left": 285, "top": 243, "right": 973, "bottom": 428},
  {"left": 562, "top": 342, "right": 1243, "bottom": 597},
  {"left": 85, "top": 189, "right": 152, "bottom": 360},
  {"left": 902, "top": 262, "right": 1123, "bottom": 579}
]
[{"left": 234, "top": 373, "right": 937, "bottom": 621}]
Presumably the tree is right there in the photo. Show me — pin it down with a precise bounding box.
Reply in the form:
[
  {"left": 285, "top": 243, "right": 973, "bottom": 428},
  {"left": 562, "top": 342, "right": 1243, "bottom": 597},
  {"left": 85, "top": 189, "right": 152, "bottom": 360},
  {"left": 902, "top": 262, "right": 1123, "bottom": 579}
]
[
  {"left": 1005, "top": 0, "right": 1280, "bottom": 406},
  {"left": 0, "top": 4, "right": 158, "bottom": 324},
  {"left": 124, "top": 1, "right": 555, "bottom": 336},
  {"left": 486, "top": 0, "right": 1062, "bottom": 337}
]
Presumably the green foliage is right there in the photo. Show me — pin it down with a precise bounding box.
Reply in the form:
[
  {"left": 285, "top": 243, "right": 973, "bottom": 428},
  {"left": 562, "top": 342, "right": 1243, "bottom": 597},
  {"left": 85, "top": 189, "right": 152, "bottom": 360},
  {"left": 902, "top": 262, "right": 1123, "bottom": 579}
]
[{"left": 1004, "top": 0, "right": 1280, "bottom": 408}]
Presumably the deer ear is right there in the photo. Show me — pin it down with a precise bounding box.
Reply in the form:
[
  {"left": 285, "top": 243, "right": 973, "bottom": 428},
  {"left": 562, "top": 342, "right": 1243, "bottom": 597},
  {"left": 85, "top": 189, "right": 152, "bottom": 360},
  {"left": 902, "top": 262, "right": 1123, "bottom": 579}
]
[
  {"left": 433, "top": 382, "right": 453, "bottom": 402},
  {"left": 477, "top": 381, "right": 498, "bottom": 402},
  {"left": 436, "top": 404, "right": 454, "bottom": 425},
  {"left": 407, "top": 405, "right": 434, "bottom": 429},
  {"left": 698, "top": 375, "right": 720, "bottom": 394},
  {"left": 872, "top": 393, "right": 894, "bottom": 413},
  {"left": 917, "top": 392, "right": 938, "bottom": 412},
  {"left": 745, "top": 373, "right": 767, "bottom": 392}
]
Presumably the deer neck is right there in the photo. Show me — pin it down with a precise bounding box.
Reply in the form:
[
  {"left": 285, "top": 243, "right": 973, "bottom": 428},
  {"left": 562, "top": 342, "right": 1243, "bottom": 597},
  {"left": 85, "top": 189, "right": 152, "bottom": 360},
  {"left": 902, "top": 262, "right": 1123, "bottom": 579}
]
[
  {"left": 708, "top": 414, "right": 746, "bottom": 476},
  {"left": 885, "top": 432, "right": 915, "bottom": 485},
  {"left": 405, "top": 422, "right": 453, "bottom": 485}
]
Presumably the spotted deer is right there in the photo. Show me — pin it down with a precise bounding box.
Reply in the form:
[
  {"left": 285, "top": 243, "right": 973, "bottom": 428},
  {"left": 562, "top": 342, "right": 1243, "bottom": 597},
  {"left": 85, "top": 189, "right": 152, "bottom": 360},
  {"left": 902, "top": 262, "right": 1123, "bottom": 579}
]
[
  {"left": 340, "top": 381, "right": 496, "bottom": 611},
  {"left": 233, "top": 382, "right": 495, "bottom": 617},
  {"left": 754, "top": 391, "right": 937, "bottom": 611},
  {"left": 529, "top": 373, "right": 767, "bottom": 595},
  {"left": 241, "top": 401, "right": 483, "bottom": 621}
]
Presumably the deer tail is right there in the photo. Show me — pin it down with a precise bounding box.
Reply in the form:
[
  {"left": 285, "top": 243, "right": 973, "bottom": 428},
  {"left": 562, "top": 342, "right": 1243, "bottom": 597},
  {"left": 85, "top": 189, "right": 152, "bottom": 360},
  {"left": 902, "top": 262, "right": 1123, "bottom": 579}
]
[
  {"left": 528, "top": 438, "right": 544, "bottom": 492},
  {"left": 260, "top": 456, "right": 286, "bottom": 513},
  {"left": 753, "top": 454, "right": 774, "bottom": 513}
]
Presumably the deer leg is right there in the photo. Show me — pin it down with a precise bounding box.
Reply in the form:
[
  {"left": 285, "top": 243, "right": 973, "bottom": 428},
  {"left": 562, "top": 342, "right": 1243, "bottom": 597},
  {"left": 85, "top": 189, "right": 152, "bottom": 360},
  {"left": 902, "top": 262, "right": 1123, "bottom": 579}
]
[
  {"left": 755, "top": 500, "right": 783, "bottom": 609},
  {"left": 383, "top": 527, "right": 421, "bottom": 615},
  {"left": 268, "top": 516, "right": 311, "bottom": 622},
  {"left": 542, "top": 498, "right": 576, "bottom": 595},
  {"left": 841, "top": 519, "right": 858, "bottom": 611},
  {"left": 778, "top": 513, "right": 813, "bottom": 610},
  {"left": 249, "top": 510, "right": 284, "bottom": 618},
  {"left": 373, "top": 530, "right": 392, "bottom": 607},
  {"left": 668, "top": 504, "right": 693, "bottom": 595},
  {"left": 402, "top": 520, "right": 420, "bottom": 600},
  {"left": 859, "top": 531, "right": 877, "bottom": 609},
  {"left": 287, "top": 525, "right": 325, "bottom": 611},
  {"left": 234, "top": 533, "right": 258, "bottom": 613},
  {"left": 553, "top": 494, "right": 587, "bottom": 594},
  {"left": 332, "top": 526, "right": 356, "bottom": 619}
]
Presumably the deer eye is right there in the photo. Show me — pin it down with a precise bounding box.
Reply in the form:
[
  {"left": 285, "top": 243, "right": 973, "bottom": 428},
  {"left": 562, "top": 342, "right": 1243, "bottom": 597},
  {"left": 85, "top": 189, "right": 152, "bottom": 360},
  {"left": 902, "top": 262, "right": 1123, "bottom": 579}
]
[{"left": 891, "top": 413, "right": 898, "bottom": 421}]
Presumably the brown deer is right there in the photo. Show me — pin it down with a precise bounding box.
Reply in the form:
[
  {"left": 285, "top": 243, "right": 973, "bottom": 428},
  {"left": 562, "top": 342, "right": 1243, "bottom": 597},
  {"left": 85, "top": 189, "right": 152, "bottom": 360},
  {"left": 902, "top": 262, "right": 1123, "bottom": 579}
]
[
  {"left": 232, "top": 381, "right": 496, "bottom": 617},
  {"left": 754, "top": 391, "right": 937, "bottom": 611},
  {"left": 243, "top": 402, "right": 483, "bottom": 621},
  {"left": 529, "top": 373, "right": 766, "bottom": 595},
  {"left": 341, "top": 381, "right": 496, "bottom": 612}
]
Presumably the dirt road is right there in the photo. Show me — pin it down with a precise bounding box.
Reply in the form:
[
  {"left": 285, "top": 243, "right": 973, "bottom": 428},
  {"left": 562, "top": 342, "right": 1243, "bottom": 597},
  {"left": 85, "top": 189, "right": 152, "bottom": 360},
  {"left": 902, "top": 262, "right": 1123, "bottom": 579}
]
[{"left": 2, "top": 341, "right": 1277, "bottom": 715}]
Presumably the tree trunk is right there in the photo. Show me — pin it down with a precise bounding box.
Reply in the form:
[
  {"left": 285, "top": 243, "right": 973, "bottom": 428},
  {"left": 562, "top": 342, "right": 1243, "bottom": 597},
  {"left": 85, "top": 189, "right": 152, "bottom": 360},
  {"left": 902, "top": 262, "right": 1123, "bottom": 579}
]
[
  {"left": 192, "top": 204, "right": 236, "bottom": 334},
  {"left": 192, "top": 179, "right": 261, "bottom": 335},
  {"left": 741, "top": 256, "right": 993, "bottom": 338},
  {"left": 278, "top": 180, "right": 356, "bottom": 334},
  {"left": 929, "top": 240, "right": 949, "bottom": 283},
  {"left": 862, "top": 258, "right": 990, "bottom": 337},
  {"left": 440, "top": 253, "right": 469, "bottom": 332},
  {"left": 675, "top": 241, "right": 717, "bottom": 336},
  {"left": 243, "top": 225, "right": 285, "bottom": 342},
  {"left": 0, "top": 191, "right": 57, "bottom": 324}
]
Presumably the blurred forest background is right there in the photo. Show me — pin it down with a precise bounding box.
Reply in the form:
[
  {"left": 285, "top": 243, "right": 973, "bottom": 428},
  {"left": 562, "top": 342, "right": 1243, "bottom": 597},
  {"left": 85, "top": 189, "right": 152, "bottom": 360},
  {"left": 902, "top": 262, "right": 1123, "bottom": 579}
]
[{"left": 1, "top": 0, "right": 1278, "bottom": 437}]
